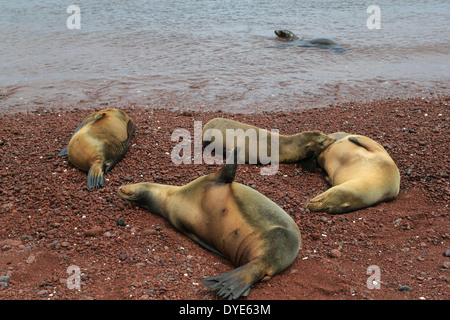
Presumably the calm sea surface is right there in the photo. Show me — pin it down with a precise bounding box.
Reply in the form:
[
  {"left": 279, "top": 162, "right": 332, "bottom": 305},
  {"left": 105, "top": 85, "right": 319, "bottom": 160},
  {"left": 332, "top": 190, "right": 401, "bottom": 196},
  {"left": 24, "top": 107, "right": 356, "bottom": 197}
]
[{"left": 1, "top": 0, "right": 449, "bottom": 113}]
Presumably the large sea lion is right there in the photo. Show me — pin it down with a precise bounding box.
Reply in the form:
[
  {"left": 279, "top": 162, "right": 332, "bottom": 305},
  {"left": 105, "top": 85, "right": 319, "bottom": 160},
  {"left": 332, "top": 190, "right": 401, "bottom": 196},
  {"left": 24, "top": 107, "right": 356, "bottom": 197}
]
[
  {"left": 117, "top": 148, "right": 301, "bottom": 299},
  {"left": 202, "top": 117, "right": 335, "bottom": 165},
  {"left": 58, "top": 108, "right": 135, "bottom": 190},
  {"left": 306, "top": 132, "right": 400, "bottom": 214}
]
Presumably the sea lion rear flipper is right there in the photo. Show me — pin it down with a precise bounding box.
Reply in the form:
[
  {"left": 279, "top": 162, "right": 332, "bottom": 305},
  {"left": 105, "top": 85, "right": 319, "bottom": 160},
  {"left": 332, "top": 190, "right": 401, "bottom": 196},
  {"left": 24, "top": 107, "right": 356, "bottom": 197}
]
[
  {"left": 58, "top": 147, "right": 68, "bottom": 157},
  {"left": 203, "top": 262, "right": 262, "bottom": 300},
  {"left": 216, "top": 147, "right": 239, "bottom": 184},
  {"left": 87, "top": 162, "right": 105, "bottom": 190}
]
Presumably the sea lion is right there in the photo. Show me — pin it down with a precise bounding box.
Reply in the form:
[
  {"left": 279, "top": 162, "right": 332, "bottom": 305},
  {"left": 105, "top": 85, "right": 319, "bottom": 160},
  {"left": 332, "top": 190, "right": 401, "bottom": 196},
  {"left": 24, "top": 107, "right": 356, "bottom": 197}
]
[
  {"left": 274, "top": 29, "right": 339, "bottom": 46},
  {"left": 306, "top": 132, "right": 400, "bottom": 214},
  {"left": 202, "top": 117, "right": 335, "bottom": 165},
  {"left": 58, "top": 108, "right": 135, "bottom": 190},
  {"left": 117, "top": 148, "right": 301, "bottom": 300}
]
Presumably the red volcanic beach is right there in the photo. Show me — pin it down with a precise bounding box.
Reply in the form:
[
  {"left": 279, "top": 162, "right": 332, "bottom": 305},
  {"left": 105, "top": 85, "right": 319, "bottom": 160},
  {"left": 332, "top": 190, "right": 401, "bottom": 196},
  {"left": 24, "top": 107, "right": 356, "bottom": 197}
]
[{"left": 0, "top": 96, "right": 449, "bottom": 301}]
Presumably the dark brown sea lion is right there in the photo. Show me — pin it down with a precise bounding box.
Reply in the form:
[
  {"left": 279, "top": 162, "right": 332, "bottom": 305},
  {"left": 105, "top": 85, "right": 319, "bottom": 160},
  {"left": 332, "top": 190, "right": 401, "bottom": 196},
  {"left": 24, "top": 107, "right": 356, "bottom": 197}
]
[
  {"left": 117, "top": 148, "right": 301, "bottom": 299},
  {"left": 307, "top": 132, "right": 400, "bottom": 214},
  {"left": 58, "top": 108, "right": 134, "bottom": 190}
]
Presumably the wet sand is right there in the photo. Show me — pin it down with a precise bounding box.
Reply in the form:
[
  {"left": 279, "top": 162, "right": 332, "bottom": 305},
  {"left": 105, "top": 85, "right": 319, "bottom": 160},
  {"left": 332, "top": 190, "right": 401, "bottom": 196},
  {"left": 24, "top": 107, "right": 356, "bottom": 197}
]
[{"left": 0, "top": 95, "right": 448, "bottom": 301}]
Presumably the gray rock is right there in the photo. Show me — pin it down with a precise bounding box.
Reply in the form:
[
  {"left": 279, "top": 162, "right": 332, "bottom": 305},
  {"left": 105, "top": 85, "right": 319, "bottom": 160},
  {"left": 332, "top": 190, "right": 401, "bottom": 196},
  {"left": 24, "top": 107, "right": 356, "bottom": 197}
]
[
  {"left": 117, "top": 218, "right": 127, "bottom": 226},
  {"left": 398, "top": 285, "right": 412, "bottom": 291}
]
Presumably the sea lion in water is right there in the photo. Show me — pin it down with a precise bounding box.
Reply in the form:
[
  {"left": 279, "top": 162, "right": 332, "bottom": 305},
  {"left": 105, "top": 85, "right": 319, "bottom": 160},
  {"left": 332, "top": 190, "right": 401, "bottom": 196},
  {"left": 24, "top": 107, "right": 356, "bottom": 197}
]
[
  {"left": 306, "top": 132, "right": 400, "bottom": 214},
  {"left": 58, "top": 108, "right": 134, "bottom": 190},
  {"left": 274, "top": 29, "right": 339, "bottom": 46},
  {"left": 202, "top": 118, "right": 335, "bottom": 165},
  {"left": 117, "top": 148, "right": 301, "bottom": 299}
]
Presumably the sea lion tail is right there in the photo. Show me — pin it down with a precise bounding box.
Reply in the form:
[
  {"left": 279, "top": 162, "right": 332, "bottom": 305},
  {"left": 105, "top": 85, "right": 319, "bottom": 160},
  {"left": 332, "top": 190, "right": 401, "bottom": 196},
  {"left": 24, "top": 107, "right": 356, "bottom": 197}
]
[
  {"left": 87, "top": 162, "right": 105, "bottom": 190},
  {"left": 203, "top": 261, "right": 264, "bottom": 300}
]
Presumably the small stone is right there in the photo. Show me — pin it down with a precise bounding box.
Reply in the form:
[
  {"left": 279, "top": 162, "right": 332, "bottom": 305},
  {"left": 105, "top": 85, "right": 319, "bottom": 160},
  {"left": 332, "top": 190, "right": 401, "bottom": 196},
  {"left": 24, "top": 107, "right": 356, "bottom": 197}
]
[
  {"left": 118, "top": 251, "right": 127, "bottom": 261},
  {"left": 117, "top": 218, "right": 127, "bottom": 226},
  {"left": 328, "top": 249, "right": 341, "bottom": 258},
  {"left": 442, "top": 261, "right": 450, "bottom": 269},
  {"left": 83, "top": 226, "right": 103, "bottom": 237},
  {"left": 444, "top": 250, "right": 450, "bottom": 257},
  {"left": 26, "top": 254, "right": 36, "bottom": 264},
  {"left": 398, "top": 285, "right": 412, "bottom": 291},
  {"left": 36, "top": 289, "right": 48, "bottom": 296},
  {"left": 142, "top": 228, "right": 157, "bottom": 236},
  {"left": 311, "top": 233, "right": 321, "bottom": 241},
  {"left": 0, "top": 276, "right": 10, "bottom": 282},
  {"left": 394, "top": 218, "right": 403, "bottom": 226}
]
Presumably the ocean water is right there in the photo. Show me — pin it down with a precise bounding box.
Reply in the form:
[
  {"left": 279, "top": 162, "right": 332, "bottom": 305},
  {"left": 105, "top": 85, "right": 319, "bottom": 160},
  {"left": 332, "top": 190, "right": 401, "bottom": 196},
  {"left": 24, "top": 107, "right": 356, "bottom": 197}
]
[{"left": 1, "top": 0, "right": 449, "bottom": 113}]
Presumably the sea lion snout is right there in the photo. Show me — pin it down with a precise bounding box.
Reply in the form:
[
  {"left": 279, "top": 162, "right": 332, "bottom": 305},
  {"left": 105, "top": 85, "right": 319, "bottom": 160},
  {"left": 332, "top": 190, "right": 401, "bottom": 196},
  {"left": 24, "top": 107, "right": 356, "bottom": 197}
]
[
  {"left": 302, "top": 131, "right": 336, "bottom": 154},
  {"left": 118, "top": 185, "right": 135, "bottom": 198}
]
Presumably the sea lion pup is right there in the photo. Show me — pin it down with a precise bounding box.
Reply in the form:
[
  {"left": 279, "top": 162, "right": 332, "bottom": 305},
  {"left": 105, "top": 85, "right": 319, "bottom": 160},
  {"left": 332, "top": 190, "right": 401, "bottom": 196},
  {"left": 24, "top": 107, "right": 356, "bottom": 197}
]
[
  {"left": 202, "top": 117, "right": 335, "bottom": 165},
  {"left": 58, "top": 108, "right": 135, "bottom": 190},
  {"left": 117, "top": 148, "right": 301, "bottom": 300},
  {"left": 306, "top": 132, "right": 400, "bottom": 214}
]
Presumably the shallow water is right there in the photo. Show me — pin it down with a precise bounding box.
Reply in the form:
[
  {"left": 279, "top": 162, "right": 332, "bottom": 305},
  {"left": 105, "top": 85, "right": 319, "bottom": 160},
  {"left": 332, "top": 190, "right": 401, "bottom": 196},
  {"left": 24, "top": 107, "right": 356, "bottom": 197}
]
[{"left": 1, "top": 0, "right": 449, "bottom": 113}]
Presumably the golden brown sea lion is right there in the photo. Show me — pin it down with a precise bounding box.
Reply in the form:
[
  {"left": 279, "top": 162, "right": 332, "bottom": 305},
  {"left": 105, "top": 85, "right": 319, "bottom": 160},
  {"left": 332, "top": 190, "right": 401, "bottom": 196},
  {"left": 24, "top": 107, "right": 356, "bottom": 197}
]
[
  {"left": 202, "top": 118, "right": 335, "bottom": 165},
  {"left": 58, "top": 108, "right": 134, "bottom": 190},
  {"left": 306, "top": 132, "right": 400, "bottom": 214},
  {"left": 117, "top": 148, "right": 301, "bottom": 299}
]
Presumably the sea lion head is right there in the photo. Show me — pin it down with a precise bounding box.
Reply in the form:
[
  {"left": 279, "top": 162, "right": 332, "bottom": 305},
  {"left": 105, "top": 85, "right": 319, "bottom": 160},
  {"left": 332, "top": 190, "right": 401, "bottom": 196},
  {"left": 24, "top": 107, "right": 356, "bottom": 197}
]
[
  {"left": 118, "top": 183, "right": 153, "bottom": 209},
  {"left": 301, "top": 131, "right": 336, "bottom": 156},
  {"left": 118, "top": 182, "right": 174, "bottom": 216},
  {"left": 274, "top": 29, "right": 298, "bottom": 41},
  {"left": 307, "top": 185, "right": 363, "bottom": 214}
]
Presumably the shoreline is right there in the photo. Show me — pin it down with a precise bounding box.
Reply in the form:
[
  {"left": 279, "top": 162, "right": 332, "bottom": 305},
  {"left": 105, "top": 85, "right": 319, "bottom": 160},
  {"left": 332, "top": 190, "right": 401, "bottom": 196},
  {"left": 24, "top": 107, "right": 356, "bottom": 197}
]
[
  {"left": 0, "top": 95, "right": 448, "bottom": 300},
  {"left": 1, "top": 85, "right": 449, "bottom": 116}
]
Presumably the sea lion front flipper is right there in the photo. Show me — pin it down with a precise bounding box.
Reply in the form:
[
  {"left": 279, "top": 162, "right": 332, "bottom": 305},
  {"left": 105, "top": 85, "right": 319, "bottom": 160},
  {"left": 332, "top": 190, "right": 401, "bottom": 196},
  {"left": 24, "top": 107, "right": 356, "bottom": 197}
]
[
  {"left": 348, "top": 136, "right": 379, "bottom": 152},
  {"left": 87, "top": 162, "right": 105, "bottom": 190},
  {"left": 104, "top": 120, "right": 135, "bottom": 173},
  {"left": 187, "top": 233, "right": 227, "bottom": 258},
  {"left": 73, "top": 113, "right": 105, "bottom": 136},
  {"left": 58, "top": 147, "right": 68, "bottom": 157},
  {"left": 203, "top": 261, "right": 264, "bottom": 300}
]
